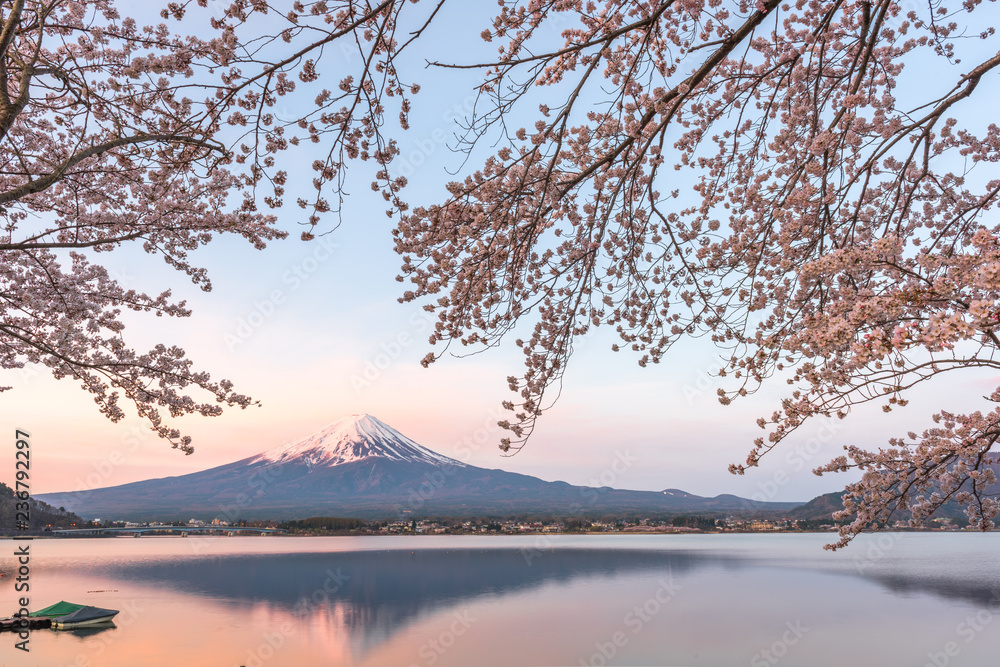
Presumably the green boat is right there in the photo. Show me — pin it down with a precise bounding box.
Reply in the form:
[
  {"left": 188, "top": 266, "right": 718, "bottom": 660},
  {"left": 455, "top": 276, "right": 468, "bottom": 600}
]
[{"left": 29, "top": 601, "right": 118, "bottom": 629}]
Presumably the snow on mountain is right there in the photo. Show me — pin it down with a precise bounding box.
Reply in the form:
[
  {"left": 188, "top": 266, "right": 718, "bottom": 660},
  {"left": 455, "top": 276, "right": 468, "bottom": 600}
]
[
  {"left": 250, "top": 413, "right": 464, "bottom": 468},
  {"left": 660, "top": 488, "right": 697, "bottom": 498}
]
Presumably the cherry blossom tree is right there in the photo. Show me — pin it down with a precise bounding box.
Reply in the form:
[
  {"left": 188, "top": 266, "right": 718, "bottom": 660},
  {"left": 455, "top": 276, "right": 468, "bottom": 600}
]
[
  {"left": 5, "top": 0, "right": 999, "bottom": 546},
  {"left": 0, "top": 0, "right": 418, "bottom": 451},
  {"left": 391, "top": 0, "right": 1000, "bottom": 547}
]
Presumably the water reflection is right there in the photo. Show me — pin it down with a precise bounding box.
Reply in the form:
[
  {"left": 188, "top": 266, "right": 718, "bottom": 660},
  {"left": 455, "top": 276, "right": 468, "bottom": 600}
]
[
  {"left": 92, "top": 542, "right": 1000, "bottom": 613},
  {"left": 79, "top": 541, "right": 1000, "bottom": 661},
  {"left": 6, "top": 535, "right": 1000, "bottom": 666},
  {"left": 866, "top": 573, "right": 1000, "bottom": 608},
  {"left": 59, "top": 624, "right": 117, "bottom": 639},
  {"left": 93, "top": 548, "right": 715, "bottom": 650}
]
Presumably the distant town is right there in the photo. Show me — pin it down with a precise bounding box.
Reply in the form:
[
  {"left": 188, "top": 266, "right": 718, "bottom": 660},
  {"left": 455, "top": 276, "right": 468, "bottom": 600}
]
[{"left": 42, "top": 514, "right": 970, "bottom": 537}]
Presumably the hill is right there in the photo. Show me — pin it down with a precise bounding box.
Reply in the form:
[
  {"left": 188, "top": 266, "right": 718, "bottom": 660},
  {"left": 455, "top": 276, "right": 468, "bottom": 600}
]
[
  {"left": 788, "top": 462, "right": 1000, "bottom": 523},
  {"left": 0, "top": 482, "right": 84, "bottom": 533}
]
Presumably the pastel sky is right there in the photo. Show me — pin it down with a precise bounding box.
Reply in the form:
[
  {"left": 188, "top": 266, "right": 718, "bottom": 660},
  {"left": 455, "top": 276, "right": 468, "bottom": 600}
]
[{"left": 7, "top": 1, "right": 999, "bottom": 505}]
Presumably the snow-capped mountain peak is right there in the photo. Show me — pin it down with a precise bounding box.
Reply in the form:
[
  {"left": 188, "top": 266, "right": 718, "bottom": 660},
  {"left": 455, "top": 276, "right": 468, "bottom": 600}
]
[{"left": 251, "top": 413, "right": 463, "bottom": 467}]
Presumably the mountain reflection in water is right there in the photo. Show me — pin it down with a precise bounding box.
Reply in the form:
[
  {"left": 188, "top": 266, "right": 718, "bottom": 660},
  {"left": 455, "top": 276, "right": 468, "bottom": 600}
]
[
  {"left": 88, "top": 541, "right": 1000, "bottom": 651},
  {"left": 92, "top": 548, "right": 703, "bottom": 648},
  {"left": 94, "top": 543, "right": 1000, "bottom": 607},
  {"left": 7, "top": 534, "right": 1000, "bottom": 667}
]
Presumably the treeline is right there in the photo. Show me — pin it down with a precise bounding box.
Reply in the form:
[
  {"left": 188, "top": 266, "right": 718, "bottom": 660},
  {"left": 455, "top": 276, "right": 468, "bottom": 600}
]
[
  {"left": 793, "top": 518, "right": 850, "bottom": 530},
  {"left": 669, "top": 516, "right": 719, "bottom": 531},
  {"left": 279, "top": 517, "right": 368, "bottom": 531},
  {"left": 561, "top": 516, "right": 719, "bottom": 531}
]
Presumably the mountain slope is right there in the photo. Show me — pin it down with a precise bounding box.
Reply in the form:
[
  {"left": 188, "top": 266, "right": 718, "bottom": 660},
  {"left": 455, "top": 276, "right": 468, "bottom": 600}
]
[
  {"left": 0, "top": 481, "right": 84, "bottom": 533},
  {"left": 789, "top": 461, "right": 1000, "bottom": 522},
  {"left": 37, "top": 414, "right": 800, "bottom": 521}
]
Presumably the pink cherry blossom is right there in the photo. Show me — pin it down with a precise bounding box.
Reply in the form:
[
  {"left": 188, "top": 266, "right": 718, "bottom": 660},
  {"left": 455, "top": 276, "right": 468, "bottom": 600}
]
[{"left": 392, "top": 0, "right": 1000, "bottom": 545}]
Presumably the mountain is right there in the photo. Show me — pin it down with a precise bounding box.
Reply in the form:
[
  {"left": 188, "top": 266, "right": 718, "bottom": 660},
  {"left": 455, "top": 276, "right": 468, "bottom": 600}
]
[
  {"left": 37, "top": 414, "right": 800, "bottom": 521},
  {"left": 788, "top": 461, "right": 1000, "bottom": 522},
  {"left": 785, "top": 491, "right": 846, "bottom": 521}
]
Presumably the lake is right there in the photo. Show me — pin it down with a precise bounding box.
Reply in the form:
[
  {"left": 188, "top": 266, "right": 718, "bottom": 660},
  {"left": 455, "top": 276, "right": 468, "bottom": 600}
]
[{"left": 1, "top": 532, "right": 998, "bottom": 666}]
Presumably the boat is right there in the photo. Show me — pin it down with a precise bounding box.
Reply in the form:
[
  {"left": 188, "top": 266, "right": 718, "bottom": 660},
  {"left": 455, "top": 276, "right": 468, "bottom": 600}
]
[{"left": 28, "top": 601, "right": 118, "bottom": 629}]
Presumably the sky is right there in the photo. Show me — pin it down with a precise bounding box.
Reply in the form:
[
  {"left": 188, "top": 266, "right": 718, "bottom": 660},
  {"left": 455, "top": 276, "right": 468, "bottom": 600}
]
[{"left": 8, "top": 0, "right": 1000, "bottom": 505}]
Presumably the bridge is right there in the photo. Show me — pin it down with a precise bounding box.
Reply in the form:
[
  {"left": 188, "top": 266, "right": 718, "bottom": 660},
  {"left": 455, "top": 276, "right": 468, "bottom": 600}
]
[{"left": 49, "top": 525, "right": 285, "bottom": 537}]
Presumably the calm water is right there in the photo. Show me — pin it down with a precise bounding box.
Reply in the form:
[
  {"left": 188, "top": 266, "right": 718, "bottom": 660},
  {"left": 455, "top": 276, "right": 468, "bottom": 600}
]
[{"left": 1, "top": 533, "right": 999, "bottom": 666}]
